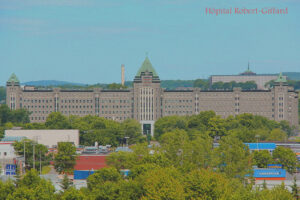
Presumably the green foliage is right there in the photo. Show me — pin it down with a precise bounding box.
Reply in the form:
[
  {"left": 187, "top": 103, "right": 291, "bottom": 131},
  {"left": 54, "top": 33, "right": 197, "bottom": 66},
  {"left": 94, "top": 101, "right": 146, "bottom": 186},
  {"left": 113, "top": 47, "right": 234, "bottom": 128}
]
[
  {"left": 273, "top": 146, "right": 298, "bottom": 174},
  {"left": 107, "top": 83, "right": 127, "bottom": 89},
  {"left": 0, "top": 86, "right": 5, "bottom": 103},
  {"left": 154, "top": 115, "right": 187, "bottom": 139},
  {"left": 0, "top": 104, "right": 30, "bottom": 126},
  {"left": 0, "top": 180, "right": 15, "bottom": 199},
  {"left": 87, "top": 167, "right": 122, "bottom": 190},
  {"left": 211, "top": 81, "right": 257, "bottom": 90},
  {"left": 257, "top": 183, "right": 293, "bottom": 200},
  {"left": 193, "top": 79, "right": 209, "bottom": 89},
  {"left": 60, "top": 174, "right": 73, "bottom": 191},
  {"left": 45, "top": 112, "right": 71, "bottom": 129},
  {"left": 267, "top": 128, "right": 287, "bottom": 141},
  {"left": 161, "top": 80, "right": 194, "bottom": 89},
  {"left": 155, "top": 111, "right": 294, "bottom": 143},
  {"left": 60, "top": 187, "right": 86, "bottom": 200},
  {"left": 291, "top": 176, "right": 298, "bottom": 199},
  {"left": 213, "top": 135, "right": 252, "bottom": 179},
  {"left": 54, "top": 142, "right": 77, "bottom": 174},
  {"left": 184, "top": 169, "right": 253, "bottom": 200},
  {"left": 13, "top": 139, "right": 50, "bottom": 170},
  {"left": 253, "top": 150, "right": 273, "bottom": 168},
  {"left": 5, "top": 169, "right": 56, "bottom": 200},
  {"left": 139, "top": 167, "right": 185, "bottom": 200}
]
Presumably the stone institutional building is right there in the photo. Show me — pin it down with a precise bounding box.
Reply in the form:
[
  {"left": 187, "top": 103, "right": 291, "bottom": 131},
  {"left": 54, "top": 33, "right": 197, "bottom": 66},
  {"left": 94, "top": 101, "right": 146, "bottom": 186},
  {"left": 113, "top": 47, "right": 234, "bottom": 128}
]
[
  {"left": 210, "top": 64, "right": 288, "bottom": 90},
  {"left": 6, "top": 57, "right": 299, "bottom": 135}
]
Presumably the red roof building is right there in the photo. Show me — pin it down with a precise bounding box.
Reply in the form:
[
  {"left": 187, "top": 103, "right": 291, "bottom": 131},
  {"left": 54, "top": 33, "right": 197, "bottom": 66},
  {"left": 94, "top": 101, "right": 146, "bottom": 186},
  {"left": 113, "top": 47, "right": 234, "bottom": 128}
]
[{"left": 74, "top": 155, "right": 108, "bottom": 171}]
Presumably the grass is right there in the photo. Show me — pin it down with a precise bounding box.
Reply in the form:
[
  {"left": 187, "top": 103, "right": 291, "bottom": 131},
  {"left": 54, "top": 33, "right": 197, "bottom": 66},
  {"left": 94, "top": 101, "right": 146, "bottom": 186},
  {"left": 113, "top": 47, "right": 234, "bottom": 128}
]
[{"left": 41, "top": 165, "right": 51, "bottom": 175}]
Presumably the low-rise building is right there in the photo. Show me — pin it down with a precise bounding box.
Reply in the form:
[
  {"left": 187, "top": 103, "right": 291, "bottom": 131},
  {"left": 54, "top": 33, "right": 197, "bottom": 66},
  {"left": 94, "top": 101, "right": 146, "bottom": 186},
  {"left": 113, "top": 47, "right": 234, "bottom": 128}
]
[{"left": 4, "top": 129, "right": 80, "bottom": 147}]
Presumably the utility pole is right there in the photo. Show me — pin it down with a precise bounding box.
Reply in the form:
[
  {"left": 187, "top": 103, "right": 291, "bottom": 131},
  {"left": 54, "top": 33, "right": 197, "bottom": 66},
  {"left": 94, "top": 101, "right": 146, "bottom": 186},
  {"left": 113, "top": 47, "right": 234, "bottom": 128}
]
[
  {"left": 33, "top": 143, "right": 36, "bottom": 170},
  {"left": 23, "top": 141, "right": 26, "bottom": 168},
  {"left": 39, "top": 151, "right": 42, "bottom": 175}
]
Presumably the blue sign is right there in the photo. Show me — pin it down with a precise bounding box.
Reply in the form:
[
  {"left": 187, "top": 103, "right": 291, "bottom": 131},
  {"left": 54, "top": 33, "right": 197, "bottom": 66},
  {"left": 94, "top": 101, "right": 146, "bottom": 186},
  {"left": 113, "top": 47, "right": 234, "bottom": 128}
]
[
  {"left": 253, "top": 169, "right": 286, "bottom": 178},
  {"left": 5, "top": 164, "right": 16, "bottom": 176}
]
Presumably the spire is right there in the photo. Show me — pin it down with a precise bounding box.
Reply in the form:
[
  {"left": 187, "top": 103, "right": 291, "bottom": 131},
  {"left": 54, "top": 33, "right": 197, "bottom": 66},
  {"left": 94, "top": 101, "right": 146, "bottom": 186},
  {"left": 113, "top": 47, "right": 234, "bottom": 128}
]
[
  {"left": 275, "top": 72, "right": 287, "bottom": 83},
  {"left": 136, "top": 56, "right": 158, "bottom": 77},
  {"left": 7, "top": 73, "right": 20, "bottom": 83},
  {"left": 248, "top": 61, "right": 250, "bottom": 71}
]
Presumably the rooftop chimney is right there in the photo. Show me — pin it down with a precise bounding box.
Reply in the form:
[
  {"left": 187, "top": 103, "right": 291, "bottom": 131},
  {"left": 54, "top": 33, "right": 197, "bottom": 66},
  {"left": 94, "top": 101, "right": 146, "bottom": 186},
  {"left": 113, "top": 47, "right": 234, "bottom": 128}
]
[{"left": 121, "top": 64, "right": 125, "bottom": 86}]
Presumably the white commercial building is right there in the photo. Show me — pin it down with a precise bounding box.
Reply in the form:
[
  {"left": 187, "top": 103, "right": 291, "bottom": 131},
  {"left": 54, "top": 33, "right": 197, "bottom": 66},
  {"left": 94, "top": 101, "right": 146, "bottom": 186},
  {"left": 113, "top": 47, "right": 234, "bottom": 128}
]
[
  {"left": 5, "top": 129, "right": 80, "bottom": 147},
  {"left": 0, "top": 142, "right": 16, "bottom": 159}
]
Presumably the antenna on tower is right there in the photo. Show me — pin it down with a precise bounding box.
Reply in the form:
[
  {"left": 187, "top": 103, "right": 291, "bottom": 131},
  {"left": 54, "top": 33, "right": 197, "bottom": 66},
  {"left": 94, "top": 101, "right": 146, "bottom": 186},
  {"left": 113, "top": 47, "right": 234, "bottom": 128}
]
[{"left": 248, "top": 61, "right": 250, "bottom": 71}]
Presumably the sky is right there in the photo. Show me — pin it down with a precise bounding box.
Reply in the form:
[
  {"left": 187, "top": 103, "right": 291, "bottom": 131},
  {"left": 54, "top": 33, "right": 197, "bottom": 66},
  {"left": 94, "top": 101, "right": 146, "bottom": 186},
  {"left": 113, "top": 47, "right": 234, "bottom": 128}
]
[{"left": 0, "top": 0, "right": 299, "bottom": 85}]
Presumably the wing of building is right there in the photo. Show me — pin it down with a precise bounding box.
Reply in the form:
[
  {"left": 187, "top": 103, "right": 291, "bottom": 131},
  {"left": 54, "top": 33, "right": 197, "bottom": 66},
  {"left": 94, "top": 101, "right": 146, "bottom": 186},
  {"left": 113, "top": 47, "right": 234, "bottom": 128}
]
[
  {"left": 6, "top": 57, "right": 299, "bottom": 135},
  {"left": 210, "top": 64, "right": 288, "bottom": 90}
]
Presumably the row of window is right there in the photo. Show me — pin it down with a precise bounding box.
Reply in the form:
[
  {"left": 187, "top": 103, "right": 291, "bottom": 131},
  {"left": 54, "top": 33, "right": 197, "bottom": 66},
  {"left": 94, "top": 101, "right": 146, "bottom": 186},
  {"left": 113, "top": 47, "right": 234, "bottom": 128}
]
[
  {"left": 165, "top": 111, "right": 193, "bottom": 114},
  {"left": 165, "top": 99, "right": 193, "bottom": 103},
  {"left": 61, "top": 99, "right": 93, "bottom": 103},
  {"left": 23, "top": 99, "right": 52, "bottom": 103},
  {"left": 61, "top": 105, "right": 92, "bottom": 109}
]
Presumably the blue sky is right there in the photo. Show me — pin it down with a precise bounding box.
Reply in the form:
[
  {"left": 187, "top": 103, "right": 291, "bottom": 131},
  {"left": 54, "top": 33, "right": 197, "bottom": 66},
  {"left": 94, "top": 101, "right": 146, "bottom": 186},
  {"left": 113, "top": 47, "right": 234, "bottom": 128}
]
[{"left": 0, "top": 0, "right": 299, "bottom": 85}]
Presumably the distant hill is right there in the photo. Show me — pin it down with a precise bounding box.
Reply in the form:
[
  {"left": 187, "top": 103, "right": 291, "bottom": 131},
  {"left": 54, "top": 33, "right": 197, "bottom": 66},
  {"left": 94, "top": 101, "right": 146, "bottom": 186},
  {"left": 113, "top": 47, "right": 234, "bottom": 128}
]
[
  {"left": 22, "top": 80, "right": 86, "bottom": 87},
  {"left": 283, "top": 72, "right": 300, "bottom": 81}
]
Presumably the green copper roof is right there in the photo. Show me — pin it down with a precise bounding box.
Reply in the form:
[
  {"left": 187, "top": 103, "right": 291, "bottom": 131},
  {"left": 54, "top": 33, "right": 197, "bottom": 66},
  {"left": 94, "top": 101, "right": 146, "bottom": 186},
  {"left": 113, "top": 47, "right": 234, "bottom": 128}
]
[
  {"left": 7, "top": 73, "right": 20, "bottom": 83},
  {"left": 136, "top": 56, "right": 158, "bottom": 77},
  {"left": 275, "top": 72, "right": 287, "bottom": 83}
]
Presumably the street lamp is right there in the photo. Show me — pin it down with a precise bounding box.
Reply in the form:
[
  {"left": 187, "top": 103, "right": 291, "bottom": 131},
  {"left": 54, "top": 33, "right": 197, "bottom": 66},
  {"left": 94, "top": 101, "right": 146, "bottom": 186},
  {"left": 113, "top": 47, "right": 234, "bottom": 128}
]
[
  {"left": 33, "top": 143, "right": 36, "bottom": 170},
  {"left": 255, "top": 135, "right": 260, "bottom": 151},
  {"left": 23, "top": 140, "right": 27, "bottom": 169}
]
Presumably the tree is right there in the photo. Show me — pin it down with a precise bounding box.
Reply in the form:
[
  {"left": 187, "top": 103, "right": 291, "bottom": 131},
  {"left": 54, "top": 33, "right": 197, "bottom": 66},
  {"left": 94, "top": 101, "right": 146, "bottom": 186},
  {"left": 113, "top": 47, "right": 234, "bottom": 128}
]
[
  {"left": 160, "top": 129, "right": 189, "bottom": 166},
  {"left": 107, "top": 83, "right": 127, "bottom": 89},
  {"left": 45, "top": 112, "right": 71, "bottom": 129},
  {"left": 257, "top": 183, "right": 293, "bottom": 200},
  {"left": 154, "top": 115, "right": 187, "bottom": 140},
  {"left": 13, "top": 139, "right": 49, "bottom": 169},
  {"left": 60, "top": 187, "right": 86, "bottom": 200},
  {"left": 0, "top": 87, "right": 5, "bottom": 103},
  {"left": 0, "top": 104, "right": 12, "bottom": 125},
  {"left": 253, "top": 150, "right": 273, "bottom": 168},
  {"left": 267, "top": 128, "right": 287, "bottom": 141},
  {"left": 8, "top": 169, "right": 56, "bottom": 200},
  {"left": 193, "top": 79, "right": 209, "bottom": 89},
  {"left": 0, "top": 180, "right": 15, "bottom": 199},
  {"left": 291, "top": 176, "right": 298, "bottom": 199},
  {"left": 139, "top": 167, "right": 185, "bottom": 200},
  {"left": 54, "top": 142, "right": 77, "bottom": 174},
  {"left": 184, "top": 169, "right": 252, "bottom": 200},
  {"left": 87, "top": 167, "right": 122, "bottom": 191},
  {"left": 60, "top": 174, "right": 73, "bottom": 191},
  {"left": 213, "top": 136, "right": 252, "bottom": 179},
  {"left": 273, "top": 146, "right": 298, "bottom": 174},
  {"left": 121, "top": 119, "right": 143, "bottom": 144}
]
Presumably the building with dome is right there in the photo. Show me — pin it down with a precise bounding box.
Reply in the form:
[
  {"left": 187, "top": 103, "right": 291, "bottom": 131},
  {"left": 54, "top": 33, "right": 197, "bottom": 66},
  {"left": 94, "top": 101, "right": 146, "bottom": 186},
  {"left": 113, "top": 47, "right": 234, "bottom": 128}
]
[{"left": 6, "top": 57, "right": 299, "bottom": 135}]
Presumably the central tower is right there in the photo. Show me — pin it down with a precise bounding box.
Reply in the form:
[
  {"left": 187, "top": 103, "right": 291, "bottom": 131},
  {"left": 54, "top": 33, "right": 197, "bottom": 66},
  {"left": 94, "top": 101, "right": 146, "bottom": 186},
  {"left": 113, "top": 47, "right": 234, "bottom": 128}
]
[{"left": 133, "top": 56, "right": 162, "bottom": 136}]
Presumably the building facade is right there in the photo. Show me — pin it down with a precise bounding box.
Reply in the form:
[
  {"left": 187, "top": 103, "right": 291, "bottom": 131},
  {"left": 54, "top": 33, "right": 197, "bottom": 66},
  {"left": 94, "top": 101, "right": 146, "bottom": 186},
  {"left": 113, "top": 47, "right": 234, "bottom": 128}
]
[
  {"left": 4, "top": 130, "right": 80, "bottom": 147},
  {"left": 6, "top": 57, "right": 299, "bottom": 135},
  {"left": 210, "top": 65, "right": 287, "bottom": 90}
]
